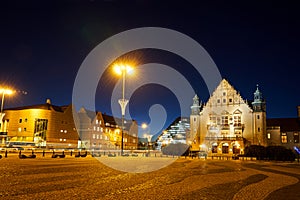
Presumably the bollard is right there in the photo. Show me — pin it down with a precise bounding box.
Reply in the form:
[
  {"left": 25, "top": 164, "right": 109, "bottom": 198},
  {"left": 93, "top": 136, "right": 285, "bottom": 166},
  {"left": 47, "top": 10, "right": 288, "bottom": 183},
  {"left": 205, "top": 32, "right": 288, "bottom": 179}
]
[
  {"left": 42, "top": 150, "right": 45, "bottom": 157},
  {"left": 32, "top": 150, "right": 34, "bottom": 155},
  {"left": 62, "top": 151, "right": 64, "bottom": 155},
  {"left": 19, "top": 150, "right": 21, "bottom": 156},
  {"left": 53, "top": 150, "right": 55, "bottom": 155},
  {"left": 70, "top": 151, "right": 72, "bottom": 156},
  {"left": 5, "top": 150, "right": 7, "bottom": 158}
]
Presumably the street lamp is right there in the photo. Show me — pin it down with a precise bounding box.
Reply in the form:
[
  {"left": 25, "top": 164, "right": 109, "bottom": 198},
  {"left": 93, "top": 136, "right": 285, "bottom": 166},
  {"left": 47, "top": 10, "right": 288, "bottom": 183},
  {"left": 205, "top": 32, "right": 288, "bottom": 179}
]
[
  {"left": 114, "top": 64, "right": 133, "bottom": 155},
  {"left": 0, "top": 88, "right": 13, "bottom": 132}
]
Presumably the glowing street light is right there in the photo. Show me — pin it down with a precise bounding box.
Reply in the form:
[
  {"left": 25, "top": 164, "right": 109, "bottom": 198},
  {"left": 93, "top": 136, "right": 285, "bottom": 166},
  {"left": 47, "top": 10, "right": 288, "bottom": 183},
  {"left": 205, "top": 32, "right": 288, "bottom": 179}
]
[
  {"left": 0, "top": 88, "right": 14, "bottom": 133},
  {"left": 114, "top": 63, "right": 134, "bottom": 155}
]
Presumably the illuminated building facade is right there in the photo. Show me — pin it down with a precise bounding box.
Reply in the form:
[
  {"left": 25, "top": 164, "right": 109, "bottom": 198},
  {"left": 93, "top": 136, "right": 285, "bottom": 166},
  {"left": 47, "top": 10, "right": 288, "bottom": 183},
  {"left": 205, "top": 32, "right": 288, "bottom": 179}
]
[
  {"left": 77, "top": 107, "right": 138, "bottom": 150},
  {"left": 1, "top": 100, "right": 138, "bottom": 150},
  {"left": 156, "top": 117, "right": 190, "bottom": 150},
  {"left": 2, "top": 99, "right": 79, "bottom": 148},
  {"left": 188, "top": 79, "right": 267, "bottom": 155}
]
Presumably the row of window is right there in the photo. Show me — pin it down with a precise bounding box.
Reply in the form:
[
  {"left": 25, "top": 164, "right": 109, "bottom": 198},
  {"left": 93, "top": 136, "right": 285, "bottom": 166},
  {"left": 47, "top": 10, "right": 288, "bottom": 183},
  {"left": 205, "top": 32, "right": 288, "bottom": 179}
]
[
  {"left": 268, "top": 132, "right": 300, "bottom": 144},
  {"left": 19, "top": 118, "right": 28, "bottom": 123}
]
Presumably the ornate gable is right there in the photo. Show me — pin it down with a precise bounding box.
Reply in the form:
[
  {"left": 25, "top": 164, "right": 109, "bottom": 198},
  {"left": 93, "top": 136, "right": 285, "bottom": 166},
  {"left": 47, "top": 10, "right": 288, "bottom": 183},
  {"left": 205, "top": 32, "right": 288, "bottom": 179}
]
[{"left": 205, "top": 79, "right": 249, "bottom": 109}]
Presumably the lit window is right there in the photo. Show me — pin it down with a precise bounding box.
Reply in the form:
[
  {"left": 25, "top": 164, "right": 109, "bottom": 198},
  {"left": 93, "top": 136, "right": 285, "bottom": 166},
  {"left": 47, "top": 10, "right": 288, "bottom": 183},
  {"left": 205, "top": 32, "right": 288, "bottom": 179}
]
[
  {"left": 96, "top": 135, "right": 99, "bottom": 139},
  {"left": 97, "top": 127, "right": 100, "bottom": 132},
  {"left": 294, "top": 132, "right": 299, "bottom": 143},
  {"left": 24, "top": 128, "right": 26, "bottom": 132},
  {"left": 60, "top": 130, "right": 63, "bottom": 132},
  {"left": 93, "top": 126, "right": 96, "bottom": 131},
  {"left": 100, "top": 135, "right": 103, "bottom": 140},
  {"left": 19, "top": 119, "right": 22, "bottom": 123},
  {"left": 92, "top": 134, "right": 95, "bottom": 139},
  {"left": 101, "top": 128, "right": 103, "bottom": 132},
  {"left": 63, "top": 139, "right": 66, "bottom": 141},
  {"left": 60, "top": 138, "right": 62, "bottom": 141},
  {"left": 64, "top": 130, "right": 67, "bottom": 133},
  {"left": 18, "top": 127, "right": 22, "bottom": 132},
  {"left": 281, "top": 133, "right": 287, "bottom": 144},
  {"left": 96, "top": 119, "right": 99, "bottom": 124},
  {"left": 133, "top": 139, "right": 136, "bottom": 143},
  {"left": 99, "top": 120, "right": 102, "bottom": 125},
  {"left": 267, "top": 133, "right": 271, "bottom": 139}
]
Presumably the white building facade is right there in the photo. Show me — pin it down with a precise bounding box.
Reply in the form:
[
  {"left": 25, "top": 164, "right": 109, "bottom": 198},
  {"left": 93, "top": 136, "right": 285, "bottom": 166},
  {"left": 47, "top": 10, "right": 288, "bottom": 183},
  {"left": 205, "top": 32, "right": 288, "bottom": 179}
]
[{"left": 188, "top": 79, "right": 267, "bottom": 155}]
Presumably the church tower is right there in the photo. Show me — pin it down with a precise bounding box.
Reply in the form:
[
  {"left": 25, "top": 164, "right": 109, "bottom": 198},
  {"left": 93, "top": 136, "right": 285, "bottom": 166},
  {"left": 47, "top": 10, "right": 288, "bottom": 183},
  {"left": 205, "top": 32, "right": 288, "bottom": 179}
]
[
  {"left": 252, "top": 84, "right": 267, "bottom": 146},
  {"left": 188, "top": 94, "right": 201, "bottom": 150}
]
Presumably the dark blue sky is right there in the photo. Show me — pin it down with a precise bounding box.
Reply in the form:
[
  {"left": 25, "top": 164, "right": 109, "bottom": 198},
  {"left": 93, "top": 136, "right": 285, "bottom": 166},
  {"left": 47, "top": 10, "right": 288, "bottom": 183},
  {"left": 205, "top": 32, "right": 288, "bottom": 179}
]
[{"left": 1, "top": 0, "right": 299, "bottom": 133}]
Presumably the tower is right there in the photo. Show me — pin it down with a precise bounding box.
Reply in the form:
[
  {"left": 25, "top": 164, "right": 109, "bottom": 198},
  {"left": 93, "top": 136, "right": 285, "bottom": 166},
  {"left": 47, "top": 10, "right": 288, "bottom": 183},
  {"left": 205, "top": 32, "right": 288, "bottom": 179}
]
[
  {"left": 189, "top": 94, "right": 201, "bottom": 150},
  {"left": 251, "top": 84, "right": 267, "bottom": 146}
]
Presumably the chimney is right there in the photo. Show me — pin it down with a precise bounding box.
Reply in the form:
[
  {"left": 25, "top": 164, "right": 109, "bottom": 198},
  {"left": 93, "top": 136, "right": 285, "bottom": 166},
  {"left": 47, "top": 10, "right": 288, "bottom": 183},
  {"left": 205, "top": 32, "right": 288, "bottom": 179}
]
[{"left": 46, "top": 99, "right": 51, "bottom": 104}]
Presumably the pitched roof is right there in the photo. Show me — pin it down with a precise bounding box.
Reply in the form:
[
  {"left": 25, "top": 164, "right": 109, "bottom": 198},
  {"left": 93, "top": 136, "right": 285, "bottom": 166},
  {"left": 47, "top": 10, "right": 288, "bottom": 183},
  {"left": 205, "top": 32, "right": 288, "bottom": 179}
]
[
  {"left": 267, "top": 118, "right": 300, "bottom": 132},
  {"left": 4, "top": 103, "right": 68, "bottom": 112}
]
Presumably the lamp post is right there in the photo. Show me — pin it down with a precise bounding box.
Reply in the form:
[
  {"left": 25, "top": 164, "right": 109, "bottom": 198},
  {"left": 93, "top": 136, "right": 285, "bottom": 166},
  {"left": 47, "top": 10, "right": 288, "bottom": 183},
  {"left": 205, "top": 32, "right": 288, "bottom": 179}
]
[
  {"left": 0, "top": 88, "right": 13, "bottom": 128},
  {"left": 0, "top": 88, "right": 13, "bottom": 144},
  {"left": 114, "top": 64, "right": 133, "bottom": 155}
]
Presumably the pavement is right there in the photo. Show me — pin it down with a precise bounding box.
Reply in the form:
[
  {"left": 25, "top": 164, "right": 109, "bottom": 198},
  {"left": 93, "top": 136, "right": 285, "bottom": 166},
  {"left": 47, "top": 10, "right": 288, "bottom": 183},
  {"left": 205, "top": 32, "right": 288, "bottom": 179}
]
[{"left": 0, "top": 155, "right": 299, "bottom": 200}]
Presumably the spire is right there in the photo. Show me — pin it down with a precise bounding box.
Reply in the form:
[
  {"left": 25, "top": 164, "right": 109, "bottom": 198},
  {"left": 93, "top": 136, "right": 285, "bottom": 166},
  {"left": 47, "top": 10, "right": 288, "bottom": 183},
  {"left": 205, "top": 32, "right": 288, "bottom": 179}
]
[
  {"left": 252, "top": 84, "right": 266, "bottom": 112},
  {"left": 191, "top": 94, "right": 201, "bottom": 115},
  {"left": 254, "top": 84, "right": 263, "bottom": 103}
]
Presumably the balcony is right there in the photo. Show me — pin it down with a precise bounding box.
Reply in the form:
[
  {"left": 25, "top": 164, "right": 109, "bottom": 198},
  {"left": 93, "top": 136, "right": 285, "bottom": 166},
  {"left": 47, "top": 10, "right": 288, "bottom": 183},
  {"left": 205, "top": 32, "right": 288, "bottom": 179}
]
[
  {"left": 205, "top": 136, "right": 243, "bottom": 141},
  {"left": 221, "top": 125, "right": 230, "bottom": 130}
]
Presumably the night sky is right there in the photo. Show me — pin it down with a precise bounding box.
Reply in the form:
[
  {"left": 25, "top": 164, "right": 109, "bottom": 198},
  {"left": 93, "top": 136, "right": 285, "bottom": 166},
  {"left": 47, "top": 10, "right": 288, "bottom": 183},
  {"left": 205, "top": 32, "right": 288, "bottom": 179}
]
[{"left": 1, "top": 1, "right": 299, "bottom": 135}]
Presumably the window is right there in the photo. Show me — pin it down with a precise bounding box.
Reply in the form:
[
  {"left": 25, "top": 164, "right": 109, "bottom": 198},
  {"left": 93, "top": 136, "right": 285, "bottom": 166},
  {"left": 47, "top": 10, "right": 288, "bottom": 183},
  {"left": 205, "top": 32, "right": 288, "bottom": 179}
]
[
  {"left": 96, "top": 119, "right": 99, "bottom": 124},
  {"left": 19, "top": 119, "right": 22, "bottom": 123},
  {"left": 223, "top": 99, "right": 226, "bottom": 103},
  {"left": 133, "top": 139, "right": 136, "bottom": 143},
  {"left": 64, "top": 130, "right": 67, "bottom": 133},
  {"left": 194, "top": 117, "right": 196, "bottom": 122},
  {"left": 258, "top": 127, "right": 260, "bottom": 132},
  {"left": 221, "top": 116, "right": 228, "bottom": 126},
  {"left": 234, "top": 116, "right": 241, "bottom": 126},
  {"left": 25, "top": 118, "right": 27, "bottom": 122},
  {"left": 92, "top": 134, "right": 95, "bottom": 139},
  {"left": 100, "top": 135, "right": 103, "bottom": 140},
  {"left": 97, "top": 127, "right": 100, "bottom": 132},
  {"left": 96, "top": 135, "right": 99, "bottom": 139},
  {"left": 60, "top": 130, "right": 63, "bottom": 133},
  {"left": 101, "top": 128, "right": 103, "bottom": 132},
  {"left": 24, "top": 128, "right": 27, "bottom": 132},
  {"left": 63, "top": 139, "right": 66, "bottom": 141},
  {"left": 281, "top": 133, "right": 287, "bottom": 144},
  {"left": 93, "top": 126, "right": 96, "bottom": 131},
  {"left": 257, "top": 115, "right": 260, "bottom": 120},
  {"left": 223, "top": 92, "right": 226, "bottom": 96},
  {"left": 294, "top": 132, "right": 299, "bottom": 143},
  {"left": 217, "top": 99, "right": 220, "bottom": 103},
  {"left": 267, "top": 133, "right": 271, "bottom": 139},
  {"left": 18, "top": 127, "right": 22, "bottom": 132},
  {"left": 60, "top": 138, "right": 62, "bottom": 141},
  {"left": 229, "top": 98, "right": 232, "bottom": 103}
]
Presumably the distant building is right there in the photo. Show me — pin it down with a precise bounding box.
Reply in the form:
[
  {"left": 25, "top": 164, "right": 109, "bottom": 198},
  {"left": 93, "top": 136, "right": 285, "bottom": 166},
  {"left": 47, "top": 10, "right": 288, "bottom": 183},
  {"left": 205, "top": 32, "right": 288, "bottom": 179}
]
[
  {"left": 188, "top": 79, "right": 267, "bottom": 155},
  {"left": 77, "top": 107, "right": 138, "bottom": 150},
  {"left": 0, "top": 100, "right": 138, "bottom": 150},
  {"left": 156, "top": 117, "right": 190, "bottom": 150},
  {"left": 1, "top": 99, "right": 79, "bottom": 148},
  {"left": 266, "top": 109, "right": 300, "bottom": 150}
]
